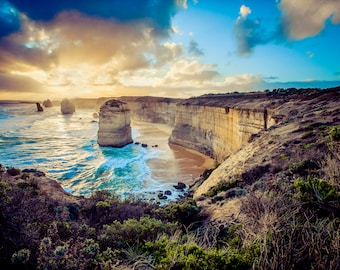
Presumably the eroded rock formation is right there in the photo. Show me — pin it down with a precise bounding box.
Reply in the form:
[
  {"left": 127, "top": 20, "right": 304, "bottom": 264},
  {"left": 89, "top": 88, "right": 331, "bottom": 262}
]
[
  {"left": 120, "top": 96, "right": 182, "bottom": 126},
  {"left": 36, "top": 102, "right": 43, "bottom": 112},
  {"left": 61, "top": 99, "right": 76, "bottom": 114},
  {"left": 43, "top": 99, "right": 53, "bottom": 107},
  {"left": 97, "top": 99, "right": 133, "bottom": 147},
  {"left": 169, "top": 93, "right": 279, "bottom": 162}
]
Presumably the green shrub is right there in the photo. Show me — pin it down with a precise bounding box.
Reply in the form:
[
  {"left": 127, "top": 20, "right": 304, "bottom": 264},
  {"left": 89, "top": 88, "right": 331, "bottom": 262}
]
[
  {"left": 154, "top": 198, "right": 200, "bottom": 225},
  {"left": 99, "top": 216, "right": 177, "bottom": 249},
  {"left": 142, "top": 236, "right": 259, "bottom": 270},
  {"left": 96, "top": 200, "right": 111, "bottom": 208},
  {"left": 290, "top": 159, "right": 320, "bottom": 176},
  {"left": 11, "top": 248, "right": 31, "bottom": 265},
  {"left": 294, "top": 177, "right": 339, "bottom": 202},
  {"left": 329, "top": 126, "right": 340, "bottom": 141},
  {"left": 206, "top": 181, "right": 238, "bottom": 197},
  {"left": 202, "top": 163, "right": 220, "bottom": 180}
]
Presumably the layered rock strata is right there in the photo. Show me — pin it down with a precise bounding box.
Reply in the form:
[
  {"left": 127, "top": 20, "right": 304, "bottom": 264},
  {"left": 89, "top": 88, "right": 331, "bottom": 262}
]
[
  {"left": 97, "top": 99, "right": 133, "bottom": 147},
  {"left": 169, "top": 93, "right": 279, "bottom": 162},
  {"left": 61, "top": 99, "right": 76, "bottom": 114},
  {"left": 120, "top": 96, "right": 182, "bottom": 126}
]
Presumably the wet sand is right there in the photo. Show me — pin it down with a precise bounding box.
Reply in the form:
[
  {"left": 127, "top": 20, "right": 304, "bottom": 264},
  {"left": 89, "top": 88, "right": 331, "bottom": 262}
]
[{"left": 132, "top": 121, "right": 215, "bottom": 186}]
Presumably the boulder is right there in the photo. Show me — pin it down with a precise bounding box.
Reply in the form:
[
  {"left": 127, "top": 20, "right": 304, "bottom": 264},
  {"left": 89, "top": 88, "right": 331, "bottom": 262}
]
[
  {"left": 97, "top": 99, "right": 133, "bottom": 147},
  {"left": 61, "top": 99, "right": 75, "bottom": 114},
  {"left": 43, "top": 99, "right": 53, "bottom": 107},
  {"left": 173, "top": 182, "right": 186, "bottom": 190}
]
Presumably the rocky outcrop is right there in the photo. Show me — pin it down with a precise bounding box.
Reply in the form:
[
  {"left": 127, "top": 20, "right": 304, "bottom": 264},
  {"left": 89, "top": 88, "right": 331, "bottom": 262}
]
[
  {"left": 43, "top": 99, "right": 53, "bottom": 107},
  {"left": 97, "top": 99, "right": 133, "bottom": 147},
  {"left": 61, "top": 99, "right": 76, "bottom": 114},
  {"left": 120, "top": 96, "right": 182, "bottom": 126},
  {"left": 36, "top": 102, "right": 43, "bottom": 112},
  {"left": 169, "top": 93, "right": 281, "bottom": 162}
]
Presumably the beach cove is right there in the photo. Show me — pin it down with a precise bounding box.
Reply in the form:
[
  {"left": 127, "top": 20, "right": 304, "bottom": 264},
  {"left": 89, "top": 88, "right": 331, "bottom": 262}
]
[{"left": 0, "top": 103, "right": 214, "bottom": 200}]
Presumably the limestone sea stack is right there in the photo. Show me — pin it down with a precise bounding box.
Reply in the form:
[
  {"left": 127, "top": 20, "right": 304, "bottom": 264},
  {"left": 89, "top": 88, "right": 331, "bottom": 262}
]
[
  {"left": 43, "top": 99, "right": 53, "bottom": 107},
  {"left": 61, "top": 99, "right": 75, "bottom": 114},
  {"left": 36, "top": 102, "right": 44, "bottom": 112},
  {"left": 97, "top": 99, "right": 133, "bottom": 147}
]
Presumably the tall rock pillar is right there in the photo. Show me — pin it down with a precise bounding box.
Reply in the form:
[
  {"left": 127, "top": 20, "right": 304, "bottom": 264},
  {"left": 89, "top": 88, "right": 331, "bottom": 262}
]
[{"left": 97, "top": 99, "right": 133, "bottom": 147}]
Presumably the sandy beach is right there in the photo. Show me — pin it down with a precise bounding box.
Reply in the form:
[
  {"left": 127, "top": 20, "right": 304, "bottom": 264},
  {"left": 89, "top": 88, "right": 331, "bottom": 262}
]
[{"left": 132, "top": 121, "right": 215, "bottom": 187}]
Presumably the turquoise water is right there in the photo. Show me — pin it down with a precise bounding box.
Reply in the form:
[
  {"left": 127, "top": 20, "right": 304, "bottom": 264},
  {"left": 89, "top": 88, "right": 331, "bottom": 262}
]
[{"left": 0, "top": 103, "right": 191, "bottom": 199}]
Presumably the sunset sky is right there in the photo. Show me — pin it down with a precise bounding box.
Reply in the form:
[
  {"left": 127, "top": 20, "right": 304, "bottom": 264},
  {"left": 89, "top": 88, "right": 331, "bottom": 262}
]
[{"left": 0, "top": 0, "right": 340, "bottom": 100}]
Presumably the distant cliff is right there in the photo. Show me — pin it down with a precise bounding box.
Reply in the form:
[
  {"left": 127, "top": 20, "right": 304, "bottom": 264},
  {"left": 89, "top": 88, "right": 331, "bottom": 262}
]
[
  {"left": 120, "top": 96, "right": 182, "bottom": 126},
  {"left": 169, "top": 92, "right": 292, "bottom": 162}
]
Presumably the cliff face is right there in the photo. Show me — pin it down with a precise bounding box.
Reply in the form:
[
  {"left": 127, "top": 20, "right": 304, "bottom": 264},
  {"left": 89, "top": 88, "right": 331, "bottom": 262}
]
[
  {"left": 169, "top": 93, "right": 278, "bottom": 161},
  {"left": 97, "top": 99, "right": 133, "bottom": 147},
  {"left": 120, "top": 96, "right": 182, "bottom": 126}
]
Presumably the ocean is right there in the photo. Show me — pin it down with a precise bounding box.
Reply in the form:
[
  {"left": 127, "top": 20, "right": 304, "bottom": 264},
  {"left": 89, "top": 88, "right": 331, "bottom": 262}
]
[{"left": 0, "top": 102, "right": 213, "bottom": 200}]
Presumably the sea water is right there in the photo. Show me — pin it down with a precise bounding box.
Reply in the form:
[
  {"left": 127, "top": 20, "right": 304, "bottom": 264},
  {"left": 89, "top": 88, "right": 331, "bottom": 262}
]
[{"left": 0, "top": 103, "right": 200, "bottom": 200}]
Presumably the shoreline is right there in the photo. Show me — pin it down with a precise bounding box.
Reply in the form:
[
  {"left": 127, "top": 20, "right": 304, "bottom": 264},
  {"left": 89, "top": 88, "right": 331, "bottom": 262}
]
[{"left": 131, "top": 121, "right": 215, "bottom": 187}]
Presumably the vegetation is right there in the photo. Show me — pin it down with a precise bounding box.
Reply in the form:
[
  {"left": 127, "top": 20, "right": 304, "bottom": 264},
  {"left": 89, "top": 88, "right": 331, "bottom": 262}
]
[{"left": 1, "top": 87, "right": 340, "bottom": 269}]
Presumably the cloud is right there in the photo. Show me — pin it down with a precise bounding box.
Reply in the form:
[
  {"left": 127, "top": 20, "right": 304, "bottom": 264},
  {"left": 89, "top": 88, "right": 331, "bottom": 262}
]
[
  {"left": 188, "top": 40, "right": 204, "bottom": 56},
  {"left": 239, "top": 5, "right": 251, "bottom": 18},
  {"left": 279, "top": 0, "right": 340, "bottom": 40},
  {"left": 0, "top": 72, "right": 43, "bottom": 92},
  {"left": 233, "top": 5, "right": 271, "bottom": 56},
  {"left": 162, "top": 58, "right": 220, "bottom": 86},
  {"left": 6, "top": 0, "right": 186, "bottom": 38}
]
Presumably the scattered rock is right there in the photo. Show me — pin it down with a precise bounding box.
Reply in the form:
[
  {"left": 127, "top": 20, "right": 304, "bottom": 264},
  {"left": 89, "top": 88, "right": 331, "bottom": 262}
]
[
  {"left": 173, "top": 182, "right": 186, "bottom": 190},
  {"left": 141, "top": 143, "right": 148, "bottom": 148},
  {"left": 164, "top": 190, "right": 172, "bottom": 195},
  {"left": 93, "top": 112, "right": 99, "bottom": 118},
  {"left": 157, "top": 193, "right": 168, "bottom": 200}
]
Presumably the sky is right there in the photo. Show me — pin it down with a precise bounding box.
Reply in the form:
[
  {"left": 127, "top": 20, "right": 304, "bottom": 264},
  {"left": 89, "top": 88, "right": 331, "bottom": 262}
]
[{"left": 0, "top": 0, "right": 339, "bottom": 100}]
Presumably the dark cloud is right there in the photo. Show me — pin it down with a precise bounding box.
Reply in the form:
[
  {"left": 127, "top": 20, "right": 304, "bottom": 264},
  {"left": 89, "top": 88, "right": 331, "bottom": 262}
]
[
  {"left": 0, "top": 72, "right": 43, "bottom": 92},
  {"left": 233, "top": 16, "right": 271, "bottom": 56},
  {"left": 5, "top": 0, "right": 184, "bottom": 38},
  {"left": 188, "top": 40, "right": 204, "bottom": 56}
]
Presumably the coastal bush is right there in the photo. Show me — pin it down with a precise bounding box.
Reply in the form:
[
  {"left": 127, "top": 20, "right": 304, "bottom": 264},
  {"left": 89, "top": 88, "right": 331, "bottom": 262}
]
[
  {"left": 290, "top": 158, "right": 320, "bottom": 176},
  {"left": 329, "top": 125, "right": 340, "bottom": 141},
  {"left": 153, "top": 198, "right": 201, "bottom": 226},
  {"left": 99, "top": 216, "right": 177, "bottom": 250},
  {"left": 205, "top": 180, "right": 239, "bottom": 198},
  {"left": 141, "top": 235, "right": 259, "bottom": 270}
]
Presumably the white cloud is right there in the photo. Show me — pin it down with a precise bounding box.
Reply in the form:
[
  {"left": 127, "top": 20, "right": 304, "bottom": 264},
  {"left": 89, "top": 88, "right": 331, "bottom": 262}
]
[
  {"left": 239, "top": 5, "right": 251, "bottom": 18},
  {"left": 279, "top": 0, "right": 340, "bottom": 40}
]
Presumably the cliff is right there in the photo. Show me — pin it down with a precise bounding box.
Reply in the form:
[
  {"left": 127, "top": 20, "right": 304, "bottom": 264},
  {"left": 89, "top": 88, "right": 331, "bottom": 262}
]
[
  {"left": 120, "top": 96, "right": 182, "bottom": 126},
  {"left": 97, "top": 99, "right": 133, "bottom": 147},
  {"left": 169, "top": 92, "right": 281, "bottom": 162},
  {"left": 191, "top": 87, "right": 340, "bottom": 222}
]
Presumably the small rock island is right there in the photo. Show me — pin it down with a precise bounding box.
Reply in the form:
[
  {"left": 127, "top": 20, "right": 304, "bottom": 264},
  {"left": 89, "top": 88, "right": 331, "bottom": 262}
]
[{"left": 97, "top": 99, "right": 133, "bottom": 147}]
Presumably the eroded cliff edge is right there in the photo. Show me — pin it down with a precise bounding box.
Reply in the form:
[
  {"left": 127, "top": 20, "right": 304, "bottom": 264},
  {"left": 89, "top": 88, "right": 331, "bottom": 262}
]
[{"left": 169, "top": 92, "right": 281, "bottom": 162}]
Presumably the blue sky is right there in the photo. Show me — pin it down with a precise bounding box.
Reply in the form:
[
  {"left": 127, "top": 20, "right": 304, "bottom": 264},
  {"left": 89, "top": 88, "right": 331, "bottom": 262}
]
[{"left": 0, "top": 0, "right": 339, "bottom": 100}]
